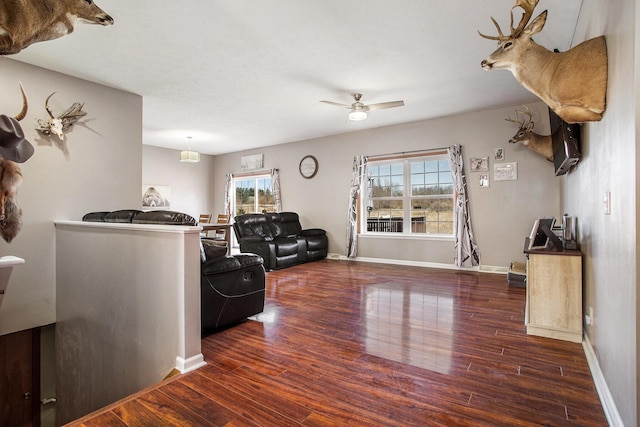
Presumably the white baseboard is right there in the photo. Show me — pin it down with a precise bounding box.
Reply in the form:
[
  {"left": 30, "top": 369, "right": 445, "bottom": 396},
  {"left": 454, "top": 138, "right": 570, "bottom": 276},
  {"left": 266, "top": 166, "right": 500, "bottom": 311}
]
[
  {"left": 175, "top": 353, "right": 207, "bottom": 373},
  {"left": 583, "top": 335, "right": 624, "bottom": 426},
  {"left": 327, "top": 253, "right": 507, "bottom": 274}
]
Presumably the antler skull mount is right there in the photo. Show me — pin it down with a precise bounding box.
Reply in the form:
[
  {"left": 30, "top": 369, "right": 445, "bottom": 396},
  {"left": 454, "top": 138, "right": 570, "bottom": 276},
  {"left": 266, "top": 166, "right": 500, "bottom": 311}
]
[{"left": 36, "top": 92, "right": 87, "bottom": 140}]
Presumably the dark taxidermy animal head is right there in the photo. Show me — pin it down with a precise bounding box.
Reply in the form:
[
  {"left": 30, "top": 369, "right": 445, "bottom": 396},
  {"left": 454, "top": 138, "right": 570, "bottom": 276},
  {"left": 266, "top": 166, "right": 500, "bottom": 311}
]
[{"left": 0, "top": 159, "right": 23, "bottom": 243}]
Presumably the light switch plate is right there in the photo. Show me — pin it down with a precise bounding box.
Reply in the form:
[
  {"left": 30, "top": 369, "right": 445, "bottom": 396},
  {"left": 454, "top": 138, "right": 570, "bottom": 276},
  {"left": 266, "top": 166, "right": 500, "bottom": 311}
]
[{"left": 604, "top": 191, "right": 611, "bottom": 215}]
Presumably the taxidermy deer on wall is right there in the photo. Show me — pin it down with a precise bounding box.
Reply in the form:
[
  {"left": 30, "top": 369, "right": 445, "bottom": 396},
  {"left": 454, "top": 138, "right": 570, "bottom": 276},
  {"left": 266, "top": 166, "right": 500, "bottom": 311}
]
[
  {"left": 479, "top": 0, "right": 607, "bottom": 123},
  {"left": 505, "top": 106, "right": 552, "bottom": 161},
  {"left": 0, "top": 0, "right": 114, "bottom": 55}
]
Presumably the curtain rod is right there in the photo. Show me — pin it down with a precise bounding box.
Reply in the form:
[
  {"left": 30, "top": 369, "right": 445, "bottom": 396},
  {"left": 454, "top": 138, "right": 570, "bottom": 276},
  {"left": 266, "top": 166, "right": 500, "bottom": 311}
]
[{"left": 366, "top": 146, "right": 449, "bottom": 160}]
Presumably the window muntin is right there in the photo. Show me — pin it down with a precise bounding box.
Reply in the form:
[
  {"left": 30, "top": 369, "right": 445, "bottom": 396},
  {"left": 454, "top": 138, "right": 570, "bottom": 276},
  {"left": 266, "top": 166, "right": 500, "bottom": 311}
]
[
  {"left": 233, "top": 175, "right": 274, "bottom": 215},
  {"left": 365, "top": 155, "right": 453, "bottom": 236}
]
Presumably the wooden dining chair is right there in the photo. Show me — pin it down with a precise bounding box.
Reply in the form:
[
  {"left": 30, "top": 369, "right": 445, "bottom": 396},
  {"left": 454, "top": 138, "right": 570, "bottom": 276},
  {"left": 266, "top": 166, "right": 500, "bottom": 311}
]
[
  {"left": 214, "top": 214, "right": 230, "bottom": 241},
  {"left": 199, "top": 213, "right": 213, "bottom": 237}
]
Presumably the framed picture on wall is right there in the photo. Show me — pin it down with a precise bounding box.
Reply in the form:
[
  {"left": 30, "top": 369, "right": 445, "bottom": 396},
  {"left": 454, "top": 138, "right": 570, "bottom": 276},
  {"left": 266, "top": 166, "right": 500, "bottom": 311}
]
[
  {"left": 142, "top": 184, "right": 171, "bottom": 209},
  {"left": 470, "top": 157, "right": 489, "bottom": 172},
  {"left": 494, "top": 162, "right": 518, "bottom": 181}
]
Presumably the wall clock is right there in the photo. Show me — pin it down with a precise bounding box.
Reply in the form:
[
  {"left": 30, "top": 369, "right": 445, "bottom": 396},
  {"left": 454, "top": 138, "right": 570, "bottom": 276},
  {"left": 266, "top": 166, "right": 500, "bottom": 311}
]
[{"left": 299, "top": 155, "right": 318, "bottom": 179}]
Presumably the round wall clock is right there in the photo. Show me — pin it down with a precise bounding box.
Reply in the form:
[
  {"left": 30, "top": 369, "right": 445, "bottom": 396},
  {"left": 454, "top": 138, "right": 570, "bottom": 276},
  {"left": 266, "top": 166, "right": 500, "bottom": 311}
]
[{"left": 299, "top": 155, "right": 318, "bottom": 179}]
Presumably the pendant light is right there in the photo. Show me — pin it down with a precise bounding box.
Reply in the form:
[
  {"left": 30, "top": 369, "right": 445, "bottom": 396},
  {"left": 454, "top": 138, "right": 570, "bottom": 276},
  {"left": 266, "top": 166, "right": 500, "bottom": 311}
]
[{"left": 180, "top": 136, "right": 200, "bottom": 163}]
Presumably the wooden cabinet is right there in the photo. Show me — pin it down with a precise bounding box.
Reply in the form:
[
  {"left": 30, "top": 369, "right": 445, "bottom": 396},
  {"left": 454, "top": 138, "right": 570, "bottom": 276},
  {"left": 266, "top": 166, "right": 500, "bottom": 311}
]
[{"left": 525, "top": 250, "right": 582, "bottom": 343}]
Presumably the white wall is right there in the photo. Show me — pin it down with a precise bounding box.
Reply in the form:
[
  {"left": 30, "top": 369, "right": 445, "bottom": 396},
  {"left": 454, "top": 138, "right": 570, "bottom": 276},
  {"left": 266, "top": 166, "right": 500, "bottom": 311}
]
[
  {"left": 564, "top": 0, "right": 637, "bottom": 425},
  {"left": 0, "top": 58, "right": 142, "bottom": 336},
  {"left": 212, "top": 102, "right": 559, "bottom": 269},
  {"left": 55, "top": 221, "right": 203, "bottom": 424},
  {"left": 142, "top": 145, "right": 215, "bottom": 220}
]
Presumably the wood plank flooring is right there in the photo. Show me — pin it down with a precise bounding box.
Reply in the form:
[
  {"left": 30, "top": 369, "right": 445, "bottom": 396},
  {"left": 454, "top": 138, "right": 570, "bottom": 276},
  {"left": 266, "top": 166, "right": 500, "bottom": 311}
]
[{"left": 68, "top": 260, "right": 607, "bottom": 426}]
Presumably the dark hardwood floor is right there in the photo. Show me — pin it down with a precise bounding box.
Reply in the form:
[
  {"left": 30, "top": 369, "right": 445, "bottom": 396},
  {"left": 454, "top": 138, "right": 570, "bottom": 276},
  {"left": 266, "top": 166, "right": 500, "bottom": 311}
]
[{"left": 69, "top": 260, "right": 607, "bottom": 426}]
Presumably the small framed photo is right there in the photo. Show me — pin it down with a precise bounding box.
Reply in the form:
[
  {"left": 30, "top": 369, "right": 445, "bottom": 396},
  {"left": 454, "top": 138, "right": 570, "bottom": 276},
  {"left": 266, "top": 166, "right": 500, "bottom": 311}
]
[
  {"left": 142, "top": 184, "right": 171, "bottom": 209},
  {"left": 479, "top": 174, "right": 490, "bottom": 188},
  {"left": 494, "top": 148, "right": 505, "bottom": 161},
  {"left": 470, "top": 157, "right": 489, "bottom": 172},
  {"left": 494, "top": 162, "right": 518, "bottom": 181}
]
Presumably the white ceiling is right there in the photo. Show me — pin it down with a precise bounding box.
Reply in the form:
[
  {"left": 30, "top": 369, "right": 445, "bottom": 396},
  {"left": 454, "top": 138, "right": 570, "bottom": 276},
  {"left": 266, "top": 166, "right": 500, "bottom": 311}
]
[{"left": 11, "top": 0, "right": 582, "bottom": 155}]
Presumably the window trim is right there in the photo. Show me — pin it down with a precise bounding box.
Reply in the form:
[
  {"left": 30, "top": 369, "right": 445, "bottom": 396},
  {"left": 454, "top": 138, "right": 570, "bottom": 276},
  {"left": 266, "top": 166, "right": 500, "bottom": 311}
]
[
  {"left": 362, "top": 151, "right": 455, "bottom": 238},
  {"left": 232, "top": 172, "right": 273, "bottom": 215}
]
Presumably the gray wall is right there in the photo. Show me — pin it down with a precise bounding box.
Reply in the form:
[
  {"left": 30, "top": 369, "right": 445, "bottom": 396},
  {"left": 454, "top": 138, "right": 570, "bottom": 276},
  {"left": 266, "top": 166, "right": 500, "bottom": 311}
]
[
  {"left": 142, "top": 145, "right": 215, "bottom": 220},
  {"left": 565, "top": 0, "right": 637, "bottom": 425},
  {"left": 211, "top": 102, "right": 559, "bottom": 269},
  {"left": 0, "top": 58, "right": 142, "bottom": 337}
]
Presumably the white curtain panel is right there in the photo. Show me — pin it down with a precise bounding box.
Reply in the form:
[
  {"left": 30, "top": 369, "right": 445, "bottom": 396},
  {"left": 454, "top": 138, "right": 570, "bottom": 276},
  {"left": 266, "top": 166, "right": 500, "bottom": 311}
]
[
  {"left": 271, "top": 168, "right": 282, "bottom": 212},
  {"left": 346, "top": 155, "right": 368, "bottom": 258},
  {"left": 447, "top": 145, "right": 480, "bottom": 267},
  {"left": 224, "top": 173, "right": 233, "bottom": 216}
]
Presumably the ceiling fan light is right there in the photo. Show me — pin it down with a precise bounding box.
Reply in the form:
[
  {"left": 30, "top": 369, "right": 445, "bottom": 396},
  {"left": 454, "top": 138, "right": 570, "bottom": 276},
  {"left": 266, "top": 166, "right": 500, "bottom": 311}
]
[{"left": 348, "top": 109, "right": 367, "bottom": 121}]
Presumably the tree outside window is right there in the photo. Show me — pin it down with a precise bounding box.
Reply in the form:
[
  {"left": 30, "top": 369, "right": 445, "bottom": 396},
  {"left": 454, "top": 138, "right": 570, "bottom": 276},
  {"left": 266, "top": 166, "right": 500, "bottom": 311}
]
[{"left": 234, "top": 175, "right": 275, "bottom": 215}]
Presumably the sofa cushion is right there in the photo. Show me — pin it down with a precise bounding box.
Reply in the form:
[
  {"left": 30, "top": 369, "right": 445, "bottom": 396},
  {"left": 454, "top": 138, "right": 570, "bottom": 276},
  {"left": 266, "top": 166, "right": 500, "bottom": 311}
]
[
  {"left": 104, "top": 210, "right": 143, "bottom": 223},
  {"left": 82, "top": 211, "right": 110, "bottom": 222},
  {"left": 234, "top": 214, "right": 274, "bottom": 241},
  {"left": 132, "top": 210, "right": 197, "bottom": 225},
  {"left": 273, "top": 237, "right": 299, "bottom": 257},
  {"left": 201, "top": 239, "right": 228, "bottom": 262},
  {"left": 267, "top": 212, "right": 302, "bottom": 237}
]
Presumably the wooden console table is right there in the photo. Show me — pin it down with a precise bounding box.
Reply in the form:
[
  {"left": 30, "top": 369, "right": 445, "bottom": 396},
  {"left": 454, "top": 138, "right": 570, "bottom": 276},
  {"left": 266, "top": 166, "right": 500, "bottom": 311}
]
[{"left": 524, "top": 240, "right": 583, "bottom": 343}]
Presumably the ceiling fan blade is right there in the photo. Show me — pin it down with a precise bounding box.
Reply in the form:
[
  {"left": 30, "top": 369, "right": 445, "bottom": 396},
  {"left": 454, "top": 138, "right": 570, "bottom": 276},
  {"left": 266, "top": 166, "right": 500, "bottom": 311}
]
[
  {"left": 320, "top": 100, "right": 352, "bottom": 109},
  {"left": 365, "top": 100, "right": 405, "bottom": 111}
]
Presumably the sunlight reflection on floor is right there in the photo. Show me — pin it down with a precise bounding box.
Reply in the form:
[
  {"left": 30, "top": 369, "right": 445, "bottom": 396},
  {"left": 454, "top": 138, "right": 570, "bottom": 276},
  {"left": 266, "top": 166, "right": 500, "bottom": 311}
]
[{"left": 362, "top": 282, "right": 454, "bottom": 374}]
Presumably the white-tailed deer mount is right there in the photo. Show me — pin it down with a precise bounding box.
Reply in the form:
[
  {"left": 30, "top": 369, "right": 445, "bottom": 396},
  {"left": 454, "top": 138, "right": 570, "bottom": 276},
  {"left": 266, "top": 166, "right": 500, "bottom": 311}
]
[
  {"left": 479, "top": 0, "right": 607, "bottom": 124},
  {"left": 0, "top": 0, "right": 113, "bottom": 55},
  {"left": 36, "top": 92, "right": 87, "bottom": 140},
  {"left": 505, "top": 106, "right": 552, "bottom": 161}
]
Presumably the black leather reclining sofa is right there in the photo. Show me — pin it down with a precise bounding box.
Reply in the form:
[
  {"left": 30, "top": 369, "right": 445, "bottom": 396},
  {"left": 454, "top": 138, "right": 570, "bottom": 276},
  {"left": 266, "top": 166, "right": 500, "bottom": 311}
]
[{"left": 233, "top": 212, "right": 328, "bottom": 270}]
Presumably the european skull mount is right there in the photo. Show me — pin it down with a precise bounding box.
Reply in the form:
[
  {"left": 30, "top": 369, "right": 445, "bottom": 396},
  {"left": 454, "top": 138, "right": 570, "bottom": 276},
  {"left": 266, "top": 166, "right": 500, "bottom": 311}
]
[{"left": 36, "top": 92, "right": 87, "bottom": 141}]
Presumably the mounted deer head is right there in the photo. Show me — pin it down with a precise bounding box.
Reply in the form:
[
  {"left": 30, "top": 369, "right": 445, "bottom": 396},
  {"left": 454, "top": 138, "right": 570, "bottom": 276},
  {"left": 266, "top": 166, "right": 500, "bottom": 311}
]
[
  {"left": 0, "top": 0, "right": 113, "bottom": 55},
  {"left": 505, "top": 106, "right": 552, "bottom": 161},
  {"left": 36, "top": 92, "right": 87, "bottom": 140},
  {"left": 479, "top": 0, "right": 607, "bottom": 123}
]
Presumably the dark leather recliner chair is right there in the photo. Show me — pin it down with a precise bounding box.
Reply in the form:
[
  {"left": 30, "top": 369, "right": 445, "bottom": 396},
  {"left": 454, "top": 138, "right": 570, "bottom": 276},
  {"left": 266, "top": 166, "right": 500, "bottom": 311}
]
[
  {"left": 233, "top": 212, "right": 328, "bottom": 270},
  {"left": 200, "top": 239, "right": 266, "bottom": 332}
]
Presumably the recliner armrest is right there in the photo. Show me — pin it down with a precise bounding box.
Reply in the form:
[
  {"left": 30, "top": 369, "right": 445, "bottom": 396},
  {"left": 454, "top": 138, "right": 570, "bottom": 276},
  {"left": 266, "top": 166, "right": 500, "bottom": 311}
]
[{"left": 301, "top": 228, "right": 326, "bottom": 236}]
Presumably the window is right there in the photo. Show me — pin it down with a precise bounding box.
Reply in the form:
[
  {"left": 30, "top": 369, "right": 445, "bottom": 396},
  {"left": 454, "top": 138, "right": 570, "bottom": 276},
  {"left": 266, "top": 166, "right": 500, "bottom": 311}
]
[
  {"left": 364, "top": 154, "right": 454, "bottom": 236},
  {"left": 233, "top": 174, "right": 275, "bottom": 215}
]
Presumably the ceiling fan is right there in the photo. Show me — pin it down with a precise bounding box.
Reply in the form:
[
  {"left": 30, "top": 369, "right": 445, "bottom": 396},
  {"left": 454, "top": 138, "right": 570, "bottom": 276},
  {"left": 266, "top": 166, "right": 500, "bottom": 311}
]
[{"left": 320, "top": 93, "right": 405, "bottom": 121}]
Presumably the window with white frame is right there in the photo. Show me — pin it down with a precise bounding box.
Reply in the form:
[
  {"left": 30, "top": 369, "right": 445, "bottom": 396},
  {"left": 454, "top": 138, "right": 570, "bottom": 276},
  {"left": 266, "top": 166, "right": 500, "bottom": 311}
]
[
  {"left": 233, "top": 174, "right": 274, "bottom": 215},
  {"left": 364, "top": 154, "right": 454, "bottom": 236}
]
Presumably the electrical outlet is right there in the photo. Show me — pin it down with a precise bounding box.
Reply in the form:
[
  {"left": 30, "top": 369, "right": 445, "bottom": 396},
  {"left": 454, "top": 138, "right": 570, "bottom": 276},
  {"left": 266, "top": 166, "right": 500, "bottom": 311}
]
[{"left": 604, "top": 191, "right": 611, "bottom": 215}]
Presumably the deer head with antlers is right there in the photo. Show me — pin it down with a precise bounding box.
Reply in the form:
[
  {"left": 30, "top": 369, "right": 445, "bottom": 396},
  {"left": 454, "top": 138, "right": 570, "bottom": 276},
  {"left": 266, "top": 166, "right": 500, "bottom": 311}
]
[
  {"left": 505, "top": 106, "right": 552, "bottom": 161},
  {"left": 0, "top": 0, "right": 113, "bottom": 55},
  {"left": 479, "top": 0, "right": 607, "bottom": 123},
  {"left": 36, "top": 92, "right": 87, "bottom": 140}
]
